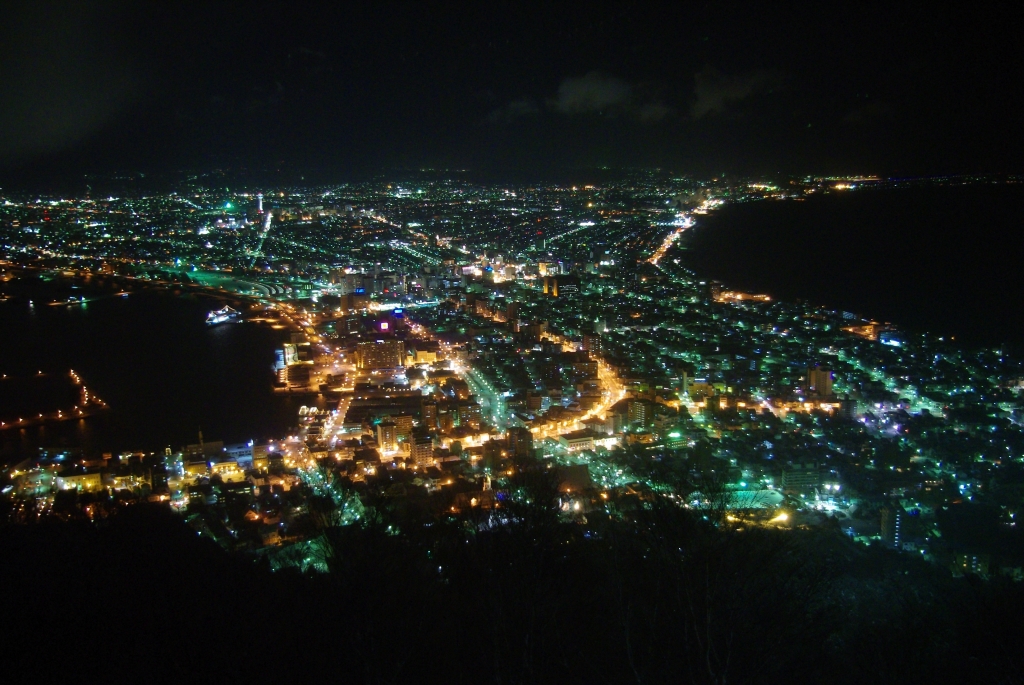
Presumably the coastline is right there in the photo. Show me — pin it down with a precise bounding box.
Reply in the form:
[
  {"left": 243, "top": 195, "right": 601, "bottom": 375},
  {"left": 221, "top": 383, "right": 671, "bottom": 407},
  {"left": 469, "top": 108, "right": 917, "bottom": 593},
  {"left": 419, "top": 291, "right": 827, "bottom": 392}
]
[
  {"left": 0, "top": 268, "right": 305, "bottom": 460},
  {"left": 674, "top": 185, "right": 1024, "bottom": 350}
]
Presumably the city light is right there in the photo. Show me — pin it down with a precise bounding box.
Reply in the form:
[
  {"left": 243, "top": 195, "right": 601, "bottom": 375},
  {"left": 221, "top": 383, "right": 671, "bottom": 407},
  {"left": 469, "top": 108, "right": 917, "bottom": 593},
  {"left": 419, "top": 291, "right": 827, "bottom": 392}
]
[{"left": 1, "top": 167, "right": 1018, "bottom": 684}]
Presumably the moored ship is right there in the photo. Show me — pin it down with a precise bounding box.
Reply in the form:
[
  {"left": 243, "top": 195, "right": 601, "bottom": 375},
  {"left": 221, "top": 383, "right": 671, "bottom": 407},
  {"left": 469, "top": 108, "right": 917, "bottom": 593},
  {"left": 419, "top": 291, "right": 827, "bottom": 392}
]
[{"left": 206, "top": 305, "right": 240, "bottom": 324}]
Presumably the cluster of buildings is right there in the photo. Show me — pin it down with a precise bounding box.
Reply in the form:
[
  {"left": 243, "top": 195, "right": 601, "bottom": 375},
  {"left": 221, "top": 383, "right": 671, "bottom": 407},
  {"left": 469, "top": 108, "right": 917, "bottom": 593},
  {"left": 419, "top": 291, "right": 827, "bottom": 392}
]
[{"left": 2, "top": 172, "right": 1023, "bottom": 577}]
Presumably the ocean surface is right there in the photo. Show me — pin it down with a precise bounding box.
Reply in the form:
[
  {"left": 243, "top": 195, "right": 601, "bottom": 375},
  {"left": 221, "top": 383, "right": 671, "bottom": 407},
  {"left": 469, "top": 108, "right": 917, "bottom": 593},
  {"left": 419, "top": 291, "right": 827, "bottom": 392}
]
[
  {"left": 0, "top": 275, "right": 308, "bottom": 462},
  {"left": 681, "top": 184, "right": 1024, "bottom": 350}
]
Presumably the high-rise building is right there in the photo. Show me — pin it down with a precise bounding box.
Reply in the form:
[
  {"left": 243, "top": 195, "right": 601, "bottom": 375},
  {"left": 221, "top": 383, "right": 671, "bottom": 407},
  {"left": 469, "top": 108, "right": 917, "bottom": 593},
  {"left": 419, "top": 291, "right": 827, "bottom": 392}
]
[
  {"left": 507, "top": 427, "right": 534, "bottom": 458},
  {"left": 456, "top": 401, "right": 482, "bottom": 429},
  {"left": 805, "top": 367, "right": 833, "bottom": 397},
  {"left": 525, "top": 321, "right": 548, "bottom": 341},
  {"left": 525, "top": 391, "right": 543, "bottom": 412},
  {"left": 839, "top": 398, "right": 858, "bottom": 420},
  {"left": 704, "top": 280, "right": 722, "bottom": 300},
  {"left": 555, "top": 275, "right": 580, "bottom": 297},
  {"left": 881, "top": 504, "right": 904, "bottom": 548},
  {"left": 628, "top": 399, "right": 652, "bottom": 426},
  {"left": 421, "top": 399, "right": 438, "bottom": 429},
  {"left": 377, "top": 422, "right": 398, "bottom": 453},
  {"left": 954, "top": 553, "right": 990, "bottom": 576},
  {"left": 412, "top": 432, "right": 434, "bottom": 465},
  {"left": 781, "top": 463, "right": 820, "bottom": 493},
  {"left": 356, "top": 340, "right": 405, "bottom": 370},
  {"left": 543, "top": 274, "right": 580, "bottom": 298},
  {"left": 392, "top": 414, "right": 414, "bottom": 439}
]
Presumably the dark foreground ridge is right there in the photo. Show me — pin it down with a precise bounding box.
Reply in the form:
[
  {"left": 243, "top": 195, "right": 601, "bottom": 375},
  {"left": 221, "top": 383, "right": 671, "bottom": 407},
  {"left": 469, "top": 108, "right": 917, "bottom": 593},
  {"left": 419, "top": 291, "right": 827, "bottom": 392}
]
[{"left": 2, "top": 499, "right": 1022, "bottom": 685}]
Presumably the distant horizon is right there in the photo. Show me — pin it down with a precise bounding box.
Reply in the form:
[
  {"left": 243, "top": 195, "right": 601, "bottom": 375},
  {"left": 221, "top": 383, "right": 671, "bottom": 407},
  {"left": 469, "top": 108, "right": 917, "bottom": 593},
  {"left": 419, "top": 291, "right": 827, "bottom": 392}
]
[
  {"left": 4, "top": 4, "right": 1022, "bottom": 191},
  {"left": 3, "top": 165, "right": 1019, "bottom": 196}
]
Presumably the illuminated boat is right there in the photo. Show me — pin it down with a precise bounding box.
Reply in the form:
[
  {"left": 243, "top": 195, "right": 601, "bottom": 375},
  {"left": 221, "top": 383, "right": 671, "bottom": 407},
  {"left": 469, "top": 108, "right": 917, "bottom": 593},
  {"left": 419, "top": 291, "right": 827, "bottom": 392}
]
[{"left": 206, "top": 306, "right": 240, "bottom": 324}]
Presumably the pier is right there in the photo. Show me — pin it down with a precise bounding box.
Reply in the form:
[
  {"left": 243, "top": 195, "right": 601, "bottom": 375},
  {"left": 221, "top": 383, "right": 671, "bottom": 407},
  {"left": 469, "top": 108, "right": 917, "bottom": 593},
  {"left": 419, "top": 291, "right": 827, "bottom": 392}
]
[{"left": 0, "top": 369, "right": 109, "bottom": 432}]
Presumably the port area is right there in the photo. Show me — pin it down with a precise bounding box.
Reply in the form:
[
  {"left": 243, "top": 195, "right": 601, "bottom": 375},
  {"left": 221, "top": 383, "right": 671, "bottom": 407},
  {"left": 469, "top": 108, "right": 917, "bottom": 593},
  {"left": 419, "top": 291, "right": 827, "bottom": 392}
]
[{"left": 0, "top": 369, "right": 109, "bottom": 431}]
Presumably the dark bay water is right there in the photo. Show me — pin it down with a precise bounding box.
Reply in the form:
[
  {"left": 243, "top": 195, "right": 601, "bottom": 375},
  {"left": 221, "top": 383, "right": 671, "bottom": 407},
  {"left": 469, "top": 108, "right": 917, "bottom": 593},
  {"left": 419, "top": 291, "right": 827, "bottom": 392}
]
[
  {"left": 0, "top": 275, "right": 306, "bottom": 461},
  {"left": 683, "top": 184, "right": 1024, "bottom": 350}
]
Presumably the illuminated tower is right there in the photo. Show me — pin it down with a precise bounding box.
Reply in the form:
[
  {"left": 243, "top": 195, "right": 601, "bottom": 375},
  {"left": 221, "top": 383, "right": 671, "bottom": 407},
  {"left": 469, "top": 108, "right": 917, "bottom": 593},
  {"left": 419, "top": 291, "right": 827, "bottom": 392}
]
[
  {"left": 377, "top": 422, "right": 398, "bottom": 453},
  {"left": 256, "top": 193, "right": 264, "bottom": 213},
  {"left": 881, "top": 504, "right": 903, "bottom": 548}
]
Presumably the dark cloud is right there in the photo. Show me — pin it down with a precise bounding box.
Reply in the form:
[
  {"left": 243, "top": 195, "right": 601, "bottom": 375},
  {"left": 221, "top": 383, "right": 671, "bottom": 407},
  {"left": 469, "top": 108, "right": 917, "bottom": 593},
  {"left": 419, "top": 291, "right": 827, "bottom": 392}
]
[
  {"left": 690, "top": 67, "right": 784, "bottom": 118},
  {"left": 0, "top": 1, "right": 138, "bottom": 165},
  {"left": 553, "top": 72, "right": 632, "bottom": 114},
  {"left": 636, "top": 102, "right": 672, "bottom": 123},
  {"left": 1, "top": 3, "right": 1021, "bottom": 179},
  {"left": 551, "top": 72, "right": 672, "bottom": 124},
  {"left": 486, "top": 98, "right": 540, "bottom": 124}
]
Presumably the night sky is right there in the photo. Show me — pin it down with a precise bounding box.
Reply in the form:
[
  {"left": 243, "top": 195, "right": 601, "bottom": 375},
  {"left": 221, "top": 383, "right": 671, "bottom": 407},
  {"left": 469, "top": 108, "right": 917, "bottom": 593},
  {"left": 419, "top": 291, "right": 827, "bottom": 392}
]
[{"left": 2, "top": 2, "right": 1022, "bottom": 185}]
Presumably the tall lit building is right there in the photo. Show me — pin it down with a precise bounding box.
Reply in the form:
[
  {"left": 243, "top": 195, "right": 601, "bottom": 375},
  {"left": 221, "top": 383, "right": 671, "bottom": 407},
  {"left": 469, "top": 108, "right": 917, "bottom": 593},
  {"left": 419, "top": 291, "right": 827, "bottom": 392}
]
[
  {"left": 392, "top": 414, "right": 414, "bottom": 439},
  {"left": 456, "top": 401, "right": 482, "bottom": 429},
  {"left": 881, "top": 504, "right": 904, "bottom": 549},
  {"left": 628, "top": 399, "right": 651, "bottom": 426},
  {"left": 377, "top": 422, "right": 398, "bottom": 453},
  {"left": 411, "top": 432, "right": 434, "bottom": 465},
  {"left": 356, "top": 340, "right": 405, "bottom": 370}
]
